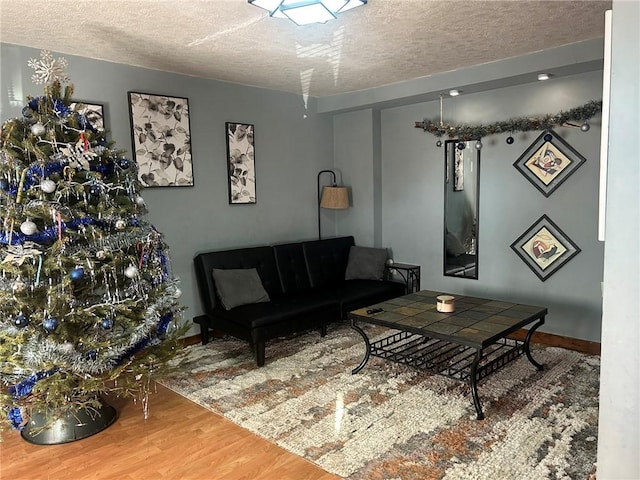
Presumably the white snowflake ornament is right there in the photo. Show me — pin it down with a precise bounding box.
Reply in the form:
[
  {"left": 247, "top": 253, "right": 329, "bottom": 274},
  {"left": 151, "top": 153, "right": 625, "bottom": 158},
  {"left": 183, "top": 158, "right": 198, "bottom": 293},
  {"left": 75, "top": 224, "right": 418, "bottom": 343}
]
[{"left": 27, "top": 50, "right": 70, "bottom": 85}]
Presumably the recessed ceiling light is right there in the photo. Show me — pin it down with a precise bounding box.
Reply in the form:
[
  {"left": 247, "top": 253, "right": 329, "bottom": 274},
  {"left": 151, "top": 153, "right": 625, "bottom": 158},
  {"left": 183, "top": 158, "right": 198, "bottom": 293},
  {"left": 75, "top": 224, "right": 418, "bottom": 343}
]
[
  {"left": 449, "top": 89, "right": 461, "bottom": 97},
  {"left": 537, "top": 73, "right": 551, "bottom": 81}
]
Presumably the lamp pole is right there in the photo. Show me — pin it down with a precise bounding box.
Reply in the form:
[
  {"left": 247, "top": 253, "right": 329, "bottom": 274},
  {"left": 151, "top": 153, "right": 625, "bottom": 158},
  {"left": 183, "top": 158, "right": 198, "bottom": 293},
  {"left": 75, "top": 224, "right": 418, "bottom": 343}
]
[{"left": 317, "top": 169, "right": 337, "bottom": 240}]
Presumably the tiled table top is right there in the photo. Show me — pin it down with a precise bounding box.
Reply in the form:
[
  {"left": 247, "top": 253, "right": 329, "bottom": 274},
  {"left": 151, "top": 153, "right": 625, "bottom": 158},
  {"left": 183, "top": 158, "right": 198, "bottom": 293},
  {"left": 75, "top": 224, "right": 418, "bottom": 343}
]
[{"left": 349, "top": 290, "right": 547, "bottom": 348}]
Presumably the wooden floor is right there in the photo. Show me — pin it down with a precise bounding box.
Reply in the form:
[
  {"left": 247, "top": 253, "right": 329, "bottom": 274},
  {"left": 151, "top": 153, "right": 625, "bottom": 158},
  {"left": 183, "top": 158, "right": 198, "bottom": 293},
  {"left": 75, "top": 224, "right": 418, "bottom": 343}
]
[{"left": 0, "top": 384, "right": 341, "bottom": 480}]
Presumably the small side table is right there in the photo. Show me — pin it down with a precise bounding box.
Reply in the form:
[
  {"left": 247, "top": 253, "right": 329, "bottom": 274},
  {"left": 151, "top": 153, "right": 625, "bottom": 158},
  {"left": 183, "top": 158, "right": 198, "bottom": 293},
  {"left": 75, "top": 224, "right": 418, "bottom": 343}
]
[{"left": 386, "top": 263, "right": 420, "bottom": 293}]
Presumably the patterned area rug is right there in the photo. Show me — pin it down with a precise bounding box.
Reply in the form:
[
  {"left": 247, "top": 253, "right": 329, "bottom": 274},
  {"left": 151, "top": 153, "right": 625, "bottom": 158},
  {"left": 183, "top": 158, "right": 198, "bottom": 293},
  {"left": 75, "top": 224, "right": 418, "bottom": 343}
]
[{"left": 160, "top": 323, "right": 599, "bottom": 480}]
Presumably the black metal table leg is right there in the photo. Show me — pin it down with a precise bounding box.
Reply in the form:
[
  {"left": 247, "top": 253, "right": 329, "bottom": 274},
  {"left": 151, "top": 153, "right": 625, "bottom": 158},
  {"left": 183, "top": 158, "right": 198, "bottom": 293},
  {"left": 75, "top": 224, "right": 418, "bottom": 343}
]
[
  {"left": 350, "top": 321, "right": 371, "bottom": 374},
  {"left": 524, "top": 316, "right": 545, "bottom": 371},
  {"left": 470, "top": 349, "right": 485, "bottom": 420}
]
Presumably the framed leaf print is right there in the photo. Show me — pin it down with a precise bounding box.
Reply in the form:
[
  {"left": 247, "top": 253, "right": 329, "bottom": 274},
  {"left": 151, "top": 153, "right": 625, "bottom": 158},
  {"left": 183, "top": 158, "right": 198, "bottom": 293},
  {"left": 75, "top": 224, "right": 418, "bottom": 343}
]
[
  {"left": 128, "top": 92, "right": 193, "bottom": 188},
  {"left": 513, "top": 130, "right": 586, "bottom": 197},
  {"left": 510, "top": 214, "right": 581, "bottom": 281},
  {"left": 226, "top": 122, "right": 256, "bottom": 204},
  {"left": 70, "top": 101, "right": 105, "bottom": 131}
]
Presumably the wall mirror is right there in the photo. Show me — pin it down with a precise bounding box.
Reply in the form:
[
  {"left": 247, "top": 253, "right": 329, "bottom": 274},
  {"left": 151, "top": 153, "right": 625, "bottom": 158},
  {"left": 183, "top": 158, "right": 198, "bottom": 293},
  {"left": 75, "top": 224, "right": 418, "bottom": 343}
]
[{"left": 443, "top": 140, "right": 480, "bottom": 279}]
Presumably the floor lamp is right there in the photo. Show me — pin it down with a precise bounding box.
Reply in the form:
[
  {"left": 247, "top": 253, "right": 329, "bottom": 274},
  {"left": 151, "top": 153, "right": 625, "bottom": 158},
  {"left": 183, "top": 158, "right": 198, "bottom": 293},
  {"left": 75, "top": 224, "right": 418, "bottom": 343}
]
[{"left": 317, "top": 169, "right": 349, "bottom": 240}]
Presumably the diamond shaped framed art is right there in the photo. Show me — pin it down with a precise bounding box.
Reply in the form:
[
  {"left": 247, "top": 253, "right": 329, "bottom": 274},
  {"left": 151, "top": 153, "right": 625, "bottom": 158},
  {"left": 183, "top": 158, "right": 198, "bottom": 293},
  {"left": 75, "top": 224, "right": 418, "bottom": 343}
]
[
  {"left": 513, "top": 130, "right": 586, "bottom": 197},
  {"left": 510, "top": 214, "right": 581, "bottom": 281}
]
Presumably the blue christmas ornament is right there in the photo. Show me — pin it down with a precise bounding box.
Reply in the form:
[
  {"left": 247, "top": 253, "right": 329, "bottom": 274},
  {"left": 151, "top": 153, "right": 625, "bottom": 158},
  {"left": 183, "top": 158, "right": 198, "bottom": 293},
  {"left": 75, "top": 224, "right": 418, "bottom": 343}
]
[
  {"left": 24, "top": 96, "right": 45, "bottom": 115},
  {"left": 14, "top": 314, "right": 29, "bottom": 328},
  {"left": 97, "top": 137, "right": 108, "bottom": 147},
  {"left": 70, "top": 267, "right": 85, "bottom": 281},
  {"left": 0, "top": 179, "right": 9, "bottom": 191},
  {"left": 117, "top": 158, "right": 130, "bottom": 169},
  {"left": 101, "top": 317, "right": 114, "bottom": 330},
  {"left": 506, "top": 136, "right": 515, "bottom": 145},
  {"left": 544, "top": 133, "right": 553, "bottom": 142},
  {"left": 86, "top": 350, "right": 98, "bottom": 360},
  {"left": 89, "top": 184, "right": 102, "bottom": 196},
  {"left": 8, "top": 407, "right": 24, "bottom": 430},
  {"left": 457, "top": 142, "right": 466, "bottom": 150},
  {"left": 43, "top": 316, "right": 59, "bottom": 332},
  {"left": 51, "top": 99, "right": 71, "bottom": 118}
]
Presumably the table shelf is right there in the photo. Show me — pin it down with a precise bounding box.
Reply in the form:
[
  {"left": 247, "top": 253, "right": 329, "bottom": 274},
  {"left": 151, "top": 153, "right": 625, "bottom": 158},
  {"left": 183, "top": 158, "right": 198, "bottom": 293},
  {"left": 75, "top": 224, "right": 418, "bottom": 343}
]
[{"left": 369, "top": 330, "right": 525, "bottom": 383}]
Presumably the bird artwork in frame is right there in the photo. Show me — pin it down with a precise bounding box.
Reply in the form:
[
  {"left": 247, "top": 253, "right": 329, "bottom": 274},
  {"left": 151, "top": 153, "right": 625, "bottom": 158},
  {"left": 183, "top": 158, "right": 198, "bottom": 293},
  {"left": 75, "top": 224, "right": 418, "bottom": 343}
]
[
  {"left": 510, "top": 214, "right": 581, "bottom": 281},
  {"left": 513, "top": 130, "right": 586, "bottom": 197}
]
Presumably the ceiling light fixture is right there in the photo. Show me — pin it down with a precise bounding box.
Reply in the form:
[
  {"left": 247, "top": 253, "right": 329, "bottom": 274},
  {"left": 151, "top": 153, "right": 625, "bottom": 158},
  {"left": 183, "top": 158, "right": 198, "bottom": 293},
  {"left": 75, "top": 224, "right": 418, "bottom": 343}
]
[
  {"left": 537, "top": 73, "right": 551, "bottom": 81},
  {"left": 449, "top": 89, "right": 461, "bottom": 97},
  {"left": 249, "top": 0, "right": 367, "bottom": 26}
]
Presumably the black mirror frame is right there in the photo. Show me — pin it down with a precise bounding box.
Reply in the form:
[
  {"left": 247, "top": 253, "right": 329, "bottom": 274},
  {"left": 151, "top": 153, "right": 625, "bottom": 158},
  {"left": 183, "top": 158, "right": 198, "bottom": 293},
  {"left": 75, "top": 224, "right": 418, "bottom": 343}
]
[{"left": 443, "top": 140, "right": 480, "bottom": 279}]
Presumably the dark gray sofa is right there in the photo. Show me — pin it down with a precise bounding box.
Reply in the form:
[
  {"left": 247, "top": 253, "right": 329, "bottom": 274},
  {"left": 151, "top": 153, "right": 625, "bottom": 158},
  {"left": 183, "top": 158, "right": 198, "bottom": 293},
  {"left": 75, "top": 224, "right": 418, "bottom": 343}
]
[{"left": 193, "top": 236, "right": 405, "bottom": 366}]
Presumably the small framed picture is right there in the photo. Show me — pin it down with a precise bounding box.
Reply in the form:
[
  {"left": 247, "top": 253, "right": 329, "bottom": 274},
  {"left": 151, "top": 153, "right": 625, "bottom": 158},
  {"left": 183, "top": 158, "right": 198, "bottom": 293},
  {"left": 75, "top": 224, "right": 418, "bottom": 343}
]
[
  {"left": 226, "top": 122, "right": 256, "bottom": 204},
  {"left": 70, "top": 101, "right": 105, "bottom": 131},
  {"left": 510, "top": 214, "right": 581, "bottom": 281},
  {"left": 513, "top": 130, "right": 586, "bottom": 197},
  {"left": 454, "top": 147, "right": 464, "bottom": 191},
  {"left": 128, "top": 92, "right": 193, "bottom": 188}
]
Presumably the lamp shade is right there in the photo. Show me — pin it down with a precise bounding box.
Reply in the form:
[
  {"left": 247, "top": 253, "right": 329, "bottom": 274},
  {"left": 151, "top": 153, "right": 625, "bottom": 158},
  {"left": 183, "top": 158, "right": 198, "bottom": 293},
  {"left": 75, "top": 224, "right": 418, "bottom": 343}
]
[{"left": 320, "top": 186, "right": 349, "bottom": 209}]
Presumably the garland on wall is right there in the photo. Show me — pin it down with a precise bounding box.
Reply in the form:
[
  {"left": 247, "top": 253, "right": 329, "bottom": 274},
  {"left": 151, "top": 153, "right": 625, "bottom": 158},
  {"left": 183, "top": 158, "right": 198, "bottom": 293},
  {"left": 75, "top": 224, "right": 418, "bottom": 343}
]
[{"left": 414, "top": 100, "right": 602, "bottom": 144}]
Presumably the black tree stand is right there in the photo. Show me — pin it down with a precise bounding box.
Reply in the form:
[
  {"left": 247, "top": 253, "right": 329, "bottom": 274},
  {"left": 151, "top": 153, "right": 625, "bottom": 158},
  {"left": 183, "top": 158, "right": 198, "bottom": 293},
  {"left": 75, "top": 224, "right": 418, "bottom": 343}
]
[{"left": 21, "top": 397, "right": 117, "bottom": 445}]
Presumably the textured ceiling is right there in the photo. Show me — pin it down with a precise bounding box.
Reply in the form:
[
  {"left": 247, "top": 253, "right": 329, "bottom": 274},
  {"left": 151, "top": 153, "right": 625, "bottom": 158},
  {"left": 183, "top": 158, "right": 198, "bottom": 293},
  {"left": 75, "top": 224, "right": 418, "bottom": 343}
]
[{"left": 0, "top": 0, "right": 611, "bottom": 97}]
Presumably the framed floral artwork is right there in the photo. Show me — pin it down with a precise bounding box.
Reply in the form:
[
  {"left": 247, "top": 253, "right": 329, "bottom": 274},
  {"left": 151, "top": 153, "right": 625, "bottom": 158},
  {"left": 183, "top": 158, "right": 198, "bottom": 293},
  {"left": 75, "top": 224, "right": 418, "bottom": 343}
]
[
  {"left": 513, "top": 130, "right": 586, "bottom": 197},
  {"left": 510, "top": 214, "right": 581, "bottom": 281},
  {"left": 70, "top": 101, "right": 105, "bottom": 131},
  {"left": 128, "top": 92, "right": 193, "bottom": 188},
  {"left": 226, "top": 122, "right": 256, "bottom": 204}
]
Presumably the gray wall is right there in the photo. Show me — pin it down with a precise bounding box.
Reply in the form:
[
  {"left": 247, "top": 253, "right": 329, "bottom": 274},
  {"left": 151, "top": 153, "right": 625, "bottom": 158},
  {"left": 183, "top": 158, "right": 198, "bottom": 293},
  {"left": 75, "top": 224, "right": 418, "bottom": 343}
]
[
  {"left": 1, "top": 43, "right": 334, "bottom": 337},
  {"left": 335, "top": 71, "right": 605, "bottom": 343},
  {"left": 597, "top": 1, "right": 640, "bottom": 478},
  {"left": 332, "top": 109, "right": 376, "bottom": 244}
]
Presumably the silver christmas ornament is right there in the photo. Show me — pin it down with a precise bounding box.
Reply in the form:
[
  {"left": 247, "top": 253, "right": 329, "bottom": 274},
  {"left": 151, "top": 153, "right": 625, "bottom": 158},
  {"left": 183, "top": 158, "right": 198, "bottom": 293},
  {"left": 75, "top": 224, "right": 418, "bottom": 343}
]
[
  {"left": 96, "top": 250, "right": 107, "bottom": 260},
  {"left": 135, "top": 196, "right": 145, "bottom": 207},
  {"left": 30, "top": 122, "right": 46, "bottom": 136},
  {"left": 475, "top": 140, "right": 483, "bottom": 150},
  {"left": 115, "top": 219, "right": 127, "bottom": 230},
  {"left": 20, "top": 220, "right": 38, "bottom": 235},
  {"left": 173, "top": 288, "right": 182, "bottom": 298},
  {"left": 41, "top": 179, "right": 56, "bottom": 193},
  {"left": 436, "top": 140, "right": 442, "bottom": 147},
  {"left": 124, "top": 265, "right": 138, "bottom": 278},
  {"left": 580, "top": 122, "right": 590, "bottom": 132}
]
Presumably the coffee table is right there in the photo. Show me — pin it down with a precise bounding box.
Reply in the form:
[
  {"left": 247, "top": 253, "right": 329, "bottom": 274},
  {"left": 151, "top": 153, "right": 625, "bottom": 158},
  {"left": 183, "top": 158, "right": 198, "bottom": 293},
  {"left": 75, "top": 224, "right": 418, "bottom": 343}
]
[{"left": 348, "top": 290, "right": 547, "bottom": 420}]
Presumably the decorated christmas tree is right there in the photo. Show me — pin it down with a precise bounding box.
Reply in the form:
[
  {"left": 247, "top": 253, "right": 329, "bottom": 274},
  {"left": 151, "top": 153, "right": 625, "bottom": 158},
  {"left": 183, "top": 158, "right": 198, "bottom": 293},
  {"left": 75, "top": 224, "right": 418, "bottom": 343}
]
[{"left": 0, "top": 51, "right": 184, "bottom": 441}]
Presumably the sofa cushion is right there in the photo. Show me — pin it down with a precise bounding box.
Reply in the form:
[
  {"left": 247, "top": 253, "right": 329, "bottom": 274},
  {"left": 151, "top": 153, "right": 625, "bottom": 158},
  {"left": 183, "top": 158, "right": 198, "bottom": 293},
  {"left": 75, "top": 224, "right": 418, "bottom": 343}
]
[
  {"left": 273, "top": 242, "right": 312, "bottom": 294},
  {"left": 303, "top": 236, "right": 355, "bottom": 289},
  {"left": 344, "top": 245, "right": 388, "bottom": 280},
  {"left": 212, "top": 268, "right": 270, "bottom": 310},
  {"left": 326, "top": 279, "right": 405, "bottom": 315},
  {"left": 194, "top": 246, "right": 282, "bottom": 312},
  {"left": 209, "top": 292, "right": 340, "bottom": 329}
]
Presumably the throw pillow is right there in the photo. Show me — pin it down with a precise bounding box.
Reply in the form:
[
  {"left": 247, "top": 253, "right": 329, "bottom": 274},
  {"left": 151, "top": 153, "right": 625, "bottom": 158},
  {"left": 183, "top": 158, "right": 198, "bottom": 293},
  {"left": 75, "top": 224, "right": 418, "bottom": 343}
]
[
  {"left": 446, "top": 231, "right": 467, "bottom": 257},
  {"left": 345, "top": 246, "right": 388, "bottom": 281},
  {"left": 212, "top": 268, "right": 270, "bottom": 310}
]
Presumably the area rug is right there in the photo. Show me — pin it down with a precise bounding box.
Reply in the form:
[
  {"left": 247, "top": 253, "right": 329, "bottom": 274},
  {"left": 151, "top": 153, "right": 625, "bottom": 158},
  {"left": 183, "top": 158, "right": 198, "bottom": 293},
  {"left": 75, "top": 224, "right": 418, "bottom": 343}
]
[{"left": 160, "top": 323, "right": 600, "bottom": 480}]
